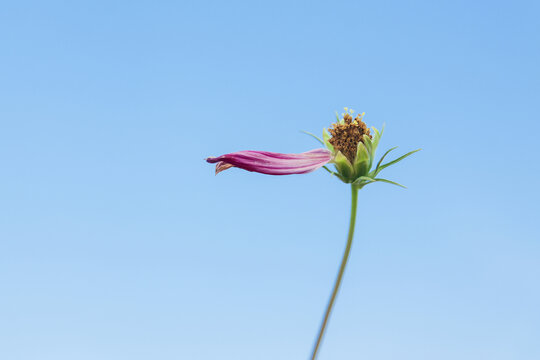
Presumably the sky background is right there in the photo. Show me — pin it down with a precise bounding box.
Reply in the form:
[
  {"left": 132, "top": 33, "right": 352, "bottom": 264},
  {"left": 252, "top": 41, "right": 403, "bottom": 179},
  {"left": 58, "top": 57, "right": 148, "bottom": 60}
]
[{"left": 1, "top": 1, "right": 539, "bottom": 359}]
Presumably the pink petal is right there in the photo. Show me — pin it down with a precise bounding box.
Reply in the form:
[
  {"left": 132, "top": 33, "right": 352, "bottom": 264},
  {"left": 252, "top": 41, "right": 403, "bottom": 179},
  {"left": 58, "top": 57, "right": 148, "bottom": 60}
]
[{"left": 206, "top": 149, "right": 332, "bottom": 175}]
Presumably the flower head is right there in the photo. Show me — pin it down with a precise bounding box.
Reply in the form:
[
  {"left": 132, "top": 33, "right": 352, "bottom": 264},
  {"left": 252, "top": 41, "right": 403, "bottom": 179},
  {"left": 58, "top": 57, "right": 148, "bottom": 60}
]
[
  {"left": 206, "top": 108, "right": 419, "bottom": 188},
  {"left": 318, "top": 109, "right": 420, "bottom": 188}
]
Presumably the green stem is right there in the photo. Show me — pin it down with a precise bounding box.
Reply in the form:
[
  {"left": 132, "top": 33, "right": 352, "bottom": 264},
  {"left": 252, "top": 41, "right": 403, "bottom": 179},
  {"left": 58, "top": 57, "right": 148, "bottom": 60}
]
[{"left": 310, "top": 184, "right": 359, "bottom": 360}]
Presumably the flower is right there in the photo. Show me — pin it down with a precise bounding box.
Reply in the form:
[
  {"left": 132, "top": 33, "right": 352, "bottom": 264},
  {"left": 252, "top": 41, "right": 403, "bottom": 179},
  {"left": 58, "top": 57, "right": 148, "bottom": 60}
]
[
  {"left": 205, "top": 107, "right": 420, "bottom": 360},
  {"left": 206, "top": 109, "right": 420, "bottom": 188},
  {"left": 310, "top": 109, "right": 420, "bottom": 188}
]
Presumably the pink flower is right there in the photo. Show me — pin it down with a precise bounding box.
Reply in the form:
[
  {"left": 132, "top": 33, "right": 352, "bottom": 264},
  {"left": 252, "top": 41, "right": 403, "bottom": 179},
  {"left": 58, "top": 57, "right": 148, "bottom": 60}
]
[
  {"left": 206, "top": 148, "right": 333, "bottom": 175},
  {"left": 206, "top": 109, "right": 420, "bottom": 360}
]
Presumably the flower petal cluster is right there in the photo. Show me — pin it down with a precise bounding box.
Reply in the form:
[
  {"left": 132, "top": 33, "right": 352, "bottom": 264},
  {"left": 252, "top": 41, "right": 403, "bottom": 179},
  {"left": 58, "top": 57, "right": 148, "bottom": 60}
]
[{"left": 206, "top": 149, "right": 332, "bottom": 175}]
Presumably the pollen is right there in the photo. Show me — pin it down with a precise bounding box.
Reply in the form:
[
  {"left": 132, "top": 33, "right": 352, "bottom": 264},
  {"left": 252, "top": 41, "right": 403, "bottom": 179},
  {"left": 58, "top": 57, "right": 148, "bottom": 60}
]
[{"left": 328, "top": 113, "right": 372, "bottom": 163}]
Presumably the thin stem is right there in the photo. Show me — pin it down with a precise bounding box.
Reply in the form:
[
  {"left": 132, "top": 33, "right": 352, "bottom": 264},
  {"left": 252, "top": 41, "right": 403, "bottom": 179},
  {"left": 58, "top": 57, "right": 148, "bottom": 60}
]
[{"left": 310, "top": 184, "right": 359, "bottom": 360}]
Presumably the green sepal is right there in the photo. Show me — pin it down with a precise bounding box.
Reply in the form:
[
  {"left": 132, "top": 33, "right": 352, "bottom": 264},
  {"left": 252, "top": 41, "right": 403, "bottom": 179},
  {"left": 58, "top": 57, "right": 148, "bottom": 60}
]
[
  {"left": 332, "top": 151, "right": 354, "bottom": 181},
  {"left": 373, "top": 178, "right": 407, "bottom": 188},
  {"left": 301, "top": 130, "right": 324, "bottom": 146},
  {"left": 362, "top": 135, "right": 374, "bottom": 170},
  {"left": 377, "top": 149, "right": 421, "bottom": 174},
  {"left": 322, "top": 128, "right": 334, "bottom": 152},
  {"left": 372, "top": 146, "right": 398, "bottom": 176},
  {"left": 323, "top": 165, "right": 346, "bottom": 182},
  {"left": 371, "top": 125, "right": 383, "bottom": 154},
  {"left": 352, "top": 176, "right": 376, "bottom": 187},
  {"left": 352, "top": 176, "right": 406, "bottom": 189},
  {"left": 362, "top": 135, "right": 373, "bottom": 156},
  {"left": 322, "top": 165, "right": 333, "bottom": 174},
  {"left": 354, "top": 141, "right": 371, "bottom": 177}
]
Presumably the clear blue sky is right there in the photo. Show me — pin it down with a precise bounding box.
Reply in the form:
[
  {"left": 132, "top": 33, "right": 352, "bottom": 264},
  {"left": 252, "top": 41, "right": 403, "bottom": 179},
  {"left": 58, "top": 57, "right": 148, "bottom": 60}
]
[{"left": 1, "top": 1, "right": 539, "bottom": 359}]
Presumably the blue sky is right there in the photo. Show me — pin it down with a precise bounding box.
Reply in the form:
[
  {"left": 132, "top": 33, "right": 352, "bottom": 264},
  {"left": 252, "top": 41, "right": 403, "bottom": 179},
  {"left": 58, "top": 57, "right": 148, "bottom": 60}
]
[{"left": 1, "top": 1, "right": 539, "bottom": 359}]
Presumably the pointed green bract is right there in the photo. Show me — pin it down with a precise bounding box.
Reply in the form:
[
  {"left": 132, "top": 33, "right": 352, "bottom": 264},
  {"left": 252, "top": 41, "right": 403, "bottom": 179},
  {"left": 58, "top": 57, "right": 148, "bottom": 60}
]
[
  {"left": 323, "top": 165, "right": 346, "bottom": 182},
  {"left": 377, "top": 149, "right": 421, "bottom": 174},
  {"left": 362, "top": 134, "right": 374, "bottom": 170},
  {"left": 373, "top": 178, "right": 407, "bottom": 188},
  {"left": 301, "top": 130, "right": 325, "bottom": 145},
  {"left": 322, "top": 128, "right": 334, "bottom": 152},
  {"left": 322, "top": 165, "right": 334, "bottom": 174},
  {"left": 371, "top": 125, "right": 383, "bottom": 153},
  {"left": 352, "top": 176, "right": 376, "bottom": 186},
  {"left": 354, "top": 141, "right": 370, "bottom": 177},
  {"left": 333, "top": 151, "right": 354, "bottom": 181},
  {"left": 373, "top": 146, "right": 398, "bottom": 176},
  {"left": 352, "top": 176, "right": 407, "bottom": 189},
  {"left": 362, "top": 134, "right": 373, "bottom": 156}
]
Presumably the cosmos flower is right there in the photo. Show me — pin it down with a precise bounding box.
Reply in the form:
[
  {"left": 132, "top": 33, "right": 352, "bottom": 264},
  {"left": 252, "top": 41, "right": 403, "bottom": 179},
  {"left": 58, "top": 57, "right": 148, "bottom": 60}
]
[
  {"left": 206, "top": 108, "right": 420, "bottom": 360},
  {"left": 206, "top": 108, "right": 419, "bottom": 188}
]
